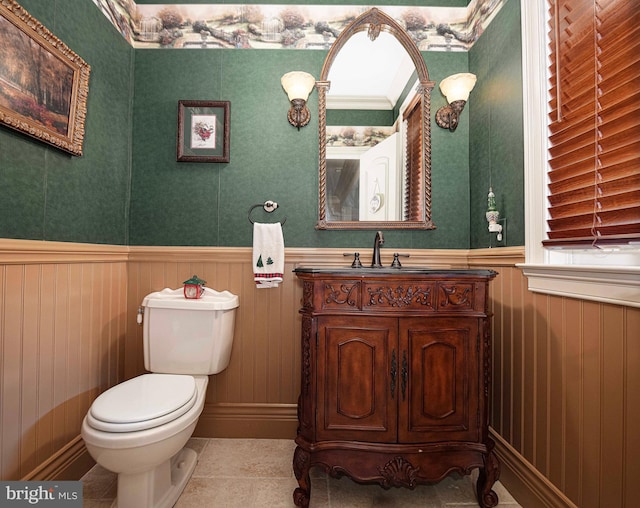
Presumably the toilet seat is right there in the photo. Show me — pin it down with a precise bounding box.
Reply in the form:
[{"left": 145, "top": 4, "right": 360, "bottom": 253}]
[{"left": 87, "top": 374, "right": 197, "bottom": 433}]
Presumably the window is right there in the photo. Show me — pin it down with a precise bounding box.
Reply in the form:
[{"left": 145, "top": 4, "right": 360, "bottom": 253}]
[
  {"left": 403, "top": 94, "right": 423, "bottom": 221},
  {"left": 546, "top": 0, "right": 640, "bottom": 247},
  {"left": 519, "top": 0, "right": 640, "bottom": 308}
]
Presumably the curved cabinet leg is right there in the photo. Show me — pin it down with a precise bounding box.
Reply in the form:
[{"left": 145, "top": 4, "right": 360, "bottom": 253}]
[
  {"left": 476, "top": 440, "right": 500, "bottom": 508},
  {"left": 293, "top": 446, "right": 311, "bottom": 508}
]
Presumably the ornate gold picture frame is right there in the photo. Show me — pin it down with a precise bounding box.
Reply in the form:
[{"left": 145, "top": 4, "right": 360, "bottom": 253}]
[{"left": 0, "top": 0, "right": 91, "bottom": 156}]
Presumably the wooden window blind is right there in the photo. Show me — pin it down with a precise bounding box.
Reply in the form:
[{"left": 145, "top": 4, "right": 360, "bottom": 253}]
[
  {"left": 403, "top": 94, "right": 423, "bottom": 221},
  {"left": 545, "top": 0, "right": 640, "bottom": 247}
]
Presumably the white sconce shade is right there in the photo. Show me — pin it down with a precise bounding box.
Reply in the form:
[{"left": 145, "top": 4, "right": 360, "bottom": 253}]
[
  {"left": 281, "top": 71, "right": 316, "bottom": 102},
  {"left": 439, "top": 73, "right": 477, "bottom": 103},
  {"left": 281, "top": 71, "right": 315, "bottom": 130}
]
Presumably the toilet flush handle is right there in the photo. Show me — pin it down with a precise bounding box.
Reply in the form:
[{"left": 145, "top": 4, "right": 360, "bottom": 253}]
[{"left": 137, "top": 307, "right": 144, "bottom": 325}]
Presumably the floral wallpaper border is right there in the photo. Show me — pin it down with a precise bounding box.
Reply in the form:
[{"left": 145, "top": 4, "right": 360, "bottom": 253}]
[{"left": 92, "top": 0, "right": 506, "bottom": 51}]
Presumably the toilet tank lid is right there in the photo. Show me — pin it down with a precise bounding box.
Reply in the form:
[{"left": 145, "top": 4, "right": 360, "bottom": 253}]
[{"left": 142, "top": 287, "right": 239, "bottom": 310}]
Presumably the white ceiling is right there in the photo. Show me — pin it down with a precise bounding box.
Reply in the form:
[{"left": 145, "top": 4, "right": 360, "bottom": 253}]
[{"left": 327, "top": 31, "right": 416, "bottom": 110}]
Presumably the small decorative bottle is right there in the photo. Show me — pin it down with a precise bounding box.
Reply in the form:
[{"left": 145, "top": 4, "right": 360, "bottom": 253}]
[{"left": 486, "top": 187, "right": 500, "bottom": 230}]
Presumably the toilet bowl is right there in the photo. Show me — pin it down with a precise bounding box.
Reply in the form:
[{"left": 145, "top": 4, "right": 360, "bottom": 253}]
[
  {"left": 82, "top": 374, "right": 208, "bottom": 508},
  {"left": 81, "top": 286, "right": 239, "bottom": 508}
]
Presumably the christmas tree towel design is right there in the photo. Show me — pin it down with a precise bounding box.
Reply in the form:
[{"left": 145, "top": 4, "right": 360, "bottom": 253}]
[{"left": 252, "top": 222, "right": 284, "bottom": 288}]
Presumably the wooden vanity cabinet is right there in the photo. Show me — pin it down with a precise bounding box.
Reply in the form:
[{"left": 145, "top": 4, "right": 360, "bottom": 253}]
[{"left": 293, "top": 269, "right": 499, "bottom": 508}]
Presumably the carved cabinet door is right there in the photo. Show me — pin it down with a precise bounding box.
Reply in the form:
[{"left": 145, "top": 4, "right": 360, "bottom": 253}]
[
  {"left": 316, "top": 315, "right": 398, "bottom": 442},
  {"left": 398, "top": 317, "right": 480, "bottom": 443}
]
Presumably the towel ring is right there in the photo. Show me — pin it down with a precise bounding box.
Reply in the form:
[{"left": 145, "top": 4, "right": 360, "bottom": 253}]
[{"left": 248, "top": 201, "right": 287, "bottom": 225}]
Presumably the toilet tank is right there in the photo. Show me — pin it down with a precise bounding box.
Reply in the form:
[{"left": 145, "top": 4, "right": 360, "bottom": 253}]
[{"left": 141, "top": 287, "right": 239, "bottom": 375}]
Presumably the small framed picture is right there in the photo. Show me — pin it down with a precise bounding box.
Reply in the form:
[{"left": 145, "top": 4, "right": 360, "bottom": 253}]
[{"left": 177, "top": 100, "right": 230, "bottom": 163}]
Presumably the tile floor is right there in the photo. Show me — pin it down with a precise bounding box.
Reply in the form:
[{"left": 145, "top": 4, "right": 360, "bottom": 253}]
[{"left": 81, "top": 438, "right": 522, "bottom": 507}]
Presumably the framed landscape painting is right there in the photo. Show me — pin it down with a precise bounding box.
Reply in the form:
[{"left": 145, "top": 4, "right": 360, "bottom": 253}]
[
  {"left": 0, "top": 0, "right": 91, "bottom": 156},
  {"left": 177, "top": 100, "right": 230, "bottom": 163}
]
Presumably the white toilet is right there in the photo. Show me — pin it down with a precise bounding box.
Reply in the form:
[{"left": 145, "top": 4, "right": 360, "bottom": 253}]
[{"left": 81, "top": 286, "right": 239, "bottom": 508}]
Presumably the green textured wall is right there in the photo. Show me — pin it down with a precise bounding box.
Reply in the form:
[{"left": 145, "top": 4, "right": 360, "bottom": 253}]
[
  {"left": 0, "top": 0, "right": 133, "bottom": 244},
  {"left": 327, "top": 110, "right": 395, "bottom": 126},
  {"left": 129, "top": 48, "right": 472, "bottom": 248},
  {"left": 0, "top": 0, "right": 524, "bottom": 250},
  {"left": 468, "top": 0, "right": 524, "bottom": 248}
]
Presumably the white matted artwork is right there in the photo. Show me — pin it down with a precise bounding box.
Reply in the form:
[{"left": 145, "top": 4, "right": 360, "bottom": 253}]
[{"left": 190, "top": 115, "right": 216, "bottom": 149}]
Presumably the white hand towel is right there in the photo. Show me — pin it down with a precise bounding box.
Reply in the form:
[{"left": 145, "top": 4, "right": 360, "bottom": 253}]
[{"left": 253, "top": 222, "right": 285, "bottom": 288}]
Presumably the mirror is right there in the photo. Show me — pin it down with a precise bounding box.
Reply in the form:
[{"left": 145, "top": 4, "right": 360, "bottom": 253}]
[{"left": 316, "top": 8, "right": 435, "bottom": 230}]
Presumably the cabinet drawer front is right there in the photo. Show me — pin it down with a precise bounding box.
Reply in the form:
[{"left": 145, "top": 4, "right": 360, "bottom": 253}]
[
  {"left": 436, "top": 282, "right": 475, "bottom": 311},
  {"left": 317, "top": 317, "right": 397, "bottom": 442},
  {"left": 363, "top": 281, "right": 436, "bottom": 312},
  {"left": 303, "top": 277, "right": 489, "bottom": 315},
  {"left": 321, "top": 281, "right": 362, "bottom": 310}
]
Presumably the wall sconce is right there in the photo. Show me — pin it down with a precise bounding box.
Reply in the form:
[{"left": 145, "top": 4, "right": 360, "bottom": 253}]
[
  {"left": 435, "top": 73, "right": 477, "bottom": 132},
  {"left": 281, "top": 71, "right": 316, "bottom": 130}
]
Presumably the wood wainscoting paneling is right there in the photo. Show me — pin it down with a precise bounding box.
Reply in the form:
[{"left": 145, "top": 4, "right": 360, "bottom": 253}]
[
  {"left": 6, "top": 240, "right": 637, "bottom": 508},
  {"left": 126, "top": 247, "right": 305, "bottom": 438},
  {"left": 0, "top": 241, "right": 466, "bottom": 482},
  {"left": 0, "top": 239, "right": 128, "bottom": 481},
  {"left": 126, "top": 247, "right": 470, "bottom": 440},
  {"left": 470, "top": 248, "right": 640, "bottom": 508}
]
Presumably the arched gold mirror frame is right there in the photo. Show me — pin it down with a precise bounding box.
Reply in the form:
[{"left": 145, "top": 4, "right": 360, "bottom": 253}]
[{"left": 316, "top": 8, "right": 435, "bottom": 230}]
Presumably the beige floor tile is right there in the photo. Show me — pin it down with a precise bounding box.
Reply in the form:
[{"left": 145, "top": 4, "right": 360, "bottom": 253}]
[
  {"left": 251, "top": 477, "right": 301, "bottom": 507},
  {"left": 326, "top": 476, "right": 376, "bottom": 507},
  {"left": 308, "top": 475, "right": 331, "bottom": 507},
  {"left": 193, "top": 438, "right": 296, "bottom": 479},
  {"left": 434, "top": 473, "right": 479, "bottom": 504},
  {"left": 323, "top": 474, "right": 443, "bottom": 508},
  {"left": 81, "top": 464, "right": 117, "bottom": 500},
  {"left": 491, "top": 480, "right": 518, "bottom": 505},
  {"left": 175, "top": 477, "right": 255, "bottom": 507},
  {"left": 369, "top": 485, "right": 442, "bottom": 507},
  {"left": 80, "top": 439, "right": 522, "bottom": 507},
  {"left": 185, "top": 436, "right": 209, "bottom": 455}
]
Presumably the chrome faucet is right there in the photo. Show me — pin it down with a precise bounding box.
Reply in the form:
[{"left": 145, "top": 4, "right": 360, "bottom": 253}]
[{"left": 371, "top": 231, "right": 384, "bottom": 268}]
